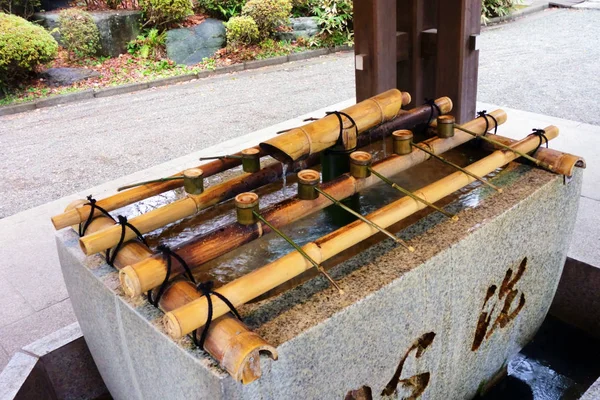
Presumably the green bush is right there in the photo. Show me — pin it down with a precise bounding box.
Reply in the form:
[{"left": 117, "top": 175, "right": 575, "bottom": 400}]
[
  {"left": 0, "top": 0, "right": 40, "bottom": 19},
  {"left": 59, "top": 9, "right": 101, "bottom": 59},
  {"left": 242, "top": 0, "right": 291, "bottom": 38},
  {"left": 225, "top": 15, "right": 259, "bottom": 45},
  {"left": 290, "top": 0, "right": 312, "bottom": 17},
  {"left": 311, "top": 0, "right": 353, "bottom": 46},
  {"left": 482, "top": 0, "right": 521, "bottom": 21},
  {"left": 141, "top": 0, "right": 193, "bottom": 27},
  {"left": 196, "top": 0, "right": 245, "bottom": 19},
  {"left": 128, "top": 28, "right": 166, "bottom": 59},
  {"left": 0, "top": 13, "right": 58, "bottom": 88}
]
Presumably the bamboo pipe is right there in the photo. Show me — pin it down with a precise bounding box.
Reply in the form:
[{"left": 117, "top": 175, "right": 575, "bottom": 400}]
[
  {"left": 62, "top": 201, "right": 277, "bottom": 384},
  {"left": 260, "top": 89, "right": 413, "bottom": 162},
  {"left": 80, "top": 97, "right": 453, "bottom": 257},
  {"left": 481, "top": 136, "right": 586, "bottom": 177},
  {"left": 79, "top": 154, "right": 320, "bottom": 256},
  {"left": 120, "top": 110, "right": 507, "bottom": 297},
  {"left": 52, "top": 95, "right": 448, "bottom": 232},
  {"left": 51, "top": 147, "right": 266, "bottom": 230},
  {"left": 163, "top": 125, "right": 560, "bottom": 338}
]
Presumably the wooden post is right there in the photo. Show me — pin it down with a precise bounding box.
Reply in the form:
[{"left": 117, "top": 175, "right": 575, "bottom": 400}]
[
  {"left": 354, "top": 0, "right": 397, "bottom": 102},
  {"left": 436, "top": 0, "right": 481, "bottom": 123}
]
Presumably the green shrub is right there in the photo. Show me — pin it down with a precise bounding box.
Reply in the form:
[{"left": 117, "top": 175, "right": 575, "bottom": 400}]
[
  {"left": 225, "top": 15, "right": 259, "bottom": 45},
  {"left": 311, "top": 0, "right": 353, "bottom": 46},
  {"left": 59, "top": 9, "right": 101, "bottom": 59},
  {"left": 0, "top": 13, "right": 57, "bottom": 88},
  {"left": 128, "top": 28, "right": 166, "bottom": 59},
  {"left": 482, "top": 0, "right": 521, "bottom": 21},
  {"left": 290, "top": 0, "right": 312, "bottom": 17},
  {"left": 0, "top": 0, "right": 40, "bottom": 19},
  {"left": 141, "top": 0, "right": 193, "bottom": 27},
  {"left": 196, "top": 0, "right": 245, "bottom": 19},
  {"left": 242, "top": 0, "right": 291, "bottom": 38}
]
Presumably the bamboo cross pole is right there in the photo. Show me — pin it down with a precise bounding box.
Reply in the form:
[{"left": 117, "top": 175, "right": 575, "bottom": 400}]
[
  {"left": 52, "top": 95, "right": 449, "bottom": 232},
  {"left": 78, "top": 154, "right": 321, "bottom": 255},
  {"left": 163, "top": 125, "right": 560, "bottom": 339},
  {"left": 51, "top": 148, "right": 265, "bottom": 230},
  {"left": 61, "top": 202, "right": 277, "bottom": 384},
  {"left": 120, "top": 110, "right": 507, "bottom": 297},
  {"left": 79, "top": 96, "right": 456, "bottom": 256}
]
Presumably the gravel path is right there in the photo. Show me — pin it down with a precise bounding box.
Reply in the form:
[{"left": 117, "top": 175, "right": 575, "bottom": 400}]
[
  {"left": 0, "top": 53, "right": 355, "bottom": 218},
  {"left": 1, "top": 8, "right": 598, "bottom": 218},
  {"left": 478, "top": 8, "right": 600, "bottom": 124}
]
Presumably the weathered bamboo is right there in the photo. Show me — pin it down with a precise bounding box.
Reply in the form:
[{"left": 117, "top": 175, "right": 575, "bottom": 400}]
[
  {"left": 163, "top": 125, "right": 560, "bottom": 338},
  {"left": 79, "top": 154, "right": 320, "bottom": 255},
  {"left": 120, "top": 110, "right": 507, "bottom": 297},
  {"left": 51, "top": 147, "right": 266, "bottom": 230},
  {"left": 482, "top": 136, "right": 586, "bottom": 177},
  {"left": 260, "top": 89, "right": 413, "bottom": 162},
  {"left": 62, "top": 201, "right": 277, "bottom": 384}
]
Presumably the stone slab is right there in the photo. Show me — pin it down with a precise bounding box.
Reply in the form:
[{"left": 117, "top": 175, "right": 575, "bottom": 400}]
[
  {"left": 244, "top": 56, "right": 289, "bottom": 70},
  {"left": 166, "top": 19, "right": 226, "bottom": 65},
  {"left": 0, "top": 352, "right": 55, "bottom": 400},
  {"left": 94, "top": 83, "right": 150, "bottom": 98},
  {"left": 0, "top": 275, "right": 34, "bottom": 328},
  {"left": 0, "top": 103, "right": 36, "bottom": 117},
  {"left": 56, "top": 163, "right": 582, "bottom": 399},
  {"left": 148, "top": 74, "right": 198, "bottom": 88},
  {"left": 0, "top": 300, "right": 76, "bottom": 356},
  {"left": 582, "top": 376, "right": 600, "bottom": 400},
  {"left": 35, "top": 90, "right": 95, "bottom": 109}
]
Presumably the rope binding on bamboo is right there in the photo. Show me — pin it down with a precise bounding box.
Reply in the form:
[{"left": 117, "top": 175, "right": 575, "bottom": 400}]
[
  {"left": 78, "top": 195, "right": 114, "bottom": 237},
  {"left": 147, "top": 244, "right": 196, "bottom": 307},
  {"left": 105, "top": 215, "right": 148, "bottom": 266}
]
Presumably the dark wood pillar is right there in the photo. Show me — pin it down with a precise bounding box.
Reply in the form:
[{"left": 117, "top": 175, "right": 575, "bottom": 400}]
[
  {"left": 436, "top": 0, "right": 481, "bottom": 123},
  {"left": 354, "top": 0, "right": 397, "bottom": 102}
]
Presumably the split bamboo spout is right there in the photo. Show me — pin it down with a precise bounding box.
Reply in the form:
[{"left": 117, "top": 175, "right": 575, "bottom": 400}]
[
  {"left": 260, "top": 89, "right": 415, "bottom": 163},
  {"left": 163, "top": 125, "right": 560, "bottom": 339},
  {"left": 120, "top": 110, "right": 507, "bottom": 298},
  {"left": 51, "top": 147, "right": 267, "bottom": 230},
  {"left": 61, "top": 202, "right": 277, "bottom": 383}
]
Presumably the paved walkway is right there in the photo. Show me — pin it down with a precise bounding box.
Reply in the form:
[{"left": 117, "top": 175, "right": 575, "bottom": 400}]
[{"left": 0, "top": 8, "right": 599, "bottom": 371}]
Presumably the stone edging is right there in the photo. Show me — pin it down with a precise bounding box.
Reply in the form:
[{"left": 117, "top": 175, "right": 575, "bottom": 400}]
[
  {"left": 0, "top": 45, "right": 353, "bottom": 117},
  {"left": 484, "top": 2, "right": 550, "bottom": 25}
]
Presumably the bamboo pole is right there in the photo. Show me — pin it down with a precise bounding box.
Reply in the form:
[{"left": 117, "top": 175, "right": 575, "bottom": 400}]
[
  {"left": 79, "top": 154, "right": 320, "bottom": 255},
  {"left": 51, "top": 148, "right": 265, "bottom": 230},
  {"left": 163, "top": 125, "right": 560, "bottom": 339},
  {"left": 62, "top": 201, "right": 277, "bottom": 384},
  {"left": 79, "top": 97, "right": 454, "bottom": 257},
  {"left": 120, "top": 110, "right": 507, "bottom": 297},
  {"left": 481, "top": 136, "right": 586, "bottom": 177},
  {"left": 260, "top": 89, "right": 413, "bottom": 162}
]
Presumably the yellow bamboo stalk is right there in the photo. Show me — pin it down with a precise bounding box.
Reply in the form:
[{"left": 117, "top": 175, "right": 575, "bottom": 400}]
[
  {"left": 163, "top": 125, "right": 560, "bottom": 339},
  {"left": 120, "top": 110, "right": 507, "bottom": 297},
  {"left": 50, "top": 148, "right": 264, "bottom": 230},
  {"left": 260, "top": 89, "right": 413, "bottom": 162}
]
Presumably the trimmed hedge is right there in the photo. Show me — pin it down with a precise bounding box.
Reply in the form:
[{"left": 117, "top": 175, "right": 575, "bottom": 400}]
[{"left": 0, "top": 13, "right": 58, "bottom": 88}]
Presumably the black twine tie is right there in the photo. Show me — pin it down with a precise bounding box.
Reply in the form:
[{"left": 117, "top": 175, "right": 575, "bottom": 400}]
[
  {"left": 105, "top": 215, "right": 148, "bottom": 266},
  {"left": 325, "top": 110, "right": 358, "bottom": 149},
  {"left": 192, "top": 281, "right": 242, "bottom": 348},
  {"left": 148, "top": 245, "right": 196, "bottom": 307},
  {"left": 476, "top": 110, "right": 499, "bottom": 136},
  {"left": 79, "top": 195, "right": 114, "bottom": 237},
  {"left": 425, "top": 98, "right": 442, "bottom": 127},
  {"left": 531, "top": 128, "right": 549, "bottom": 153}
]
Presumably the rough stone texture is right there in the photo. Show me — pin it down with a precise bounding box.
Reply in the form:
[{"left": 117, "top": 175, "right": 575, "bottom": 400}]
[
  {"left": 40, "top": 68, "right": 100, "bottom": 86},
  {"left": 33, "top": 10, "right": 143, "bottom": 57},
  {"left": 56, "top": 164, "right": 582, "bottom": 399},
  {"left": 276, "top": 17, "right": 320, "bottom": 41},
  {"left": 582, "top": 376, "right": 600, "bottom": 400},
  {"left": 166, "top": 19, "right": 226, "bottom": 65}
]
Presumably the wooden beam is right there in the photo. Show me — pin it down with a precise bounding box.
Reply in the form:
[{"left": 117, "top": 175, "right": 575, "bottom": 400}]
[
  {"left": 354, "top": 0, "right": 398, "bottom": 102},
  {"left": 435, "top": 0, "right": 481, "bottom": 123}
]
